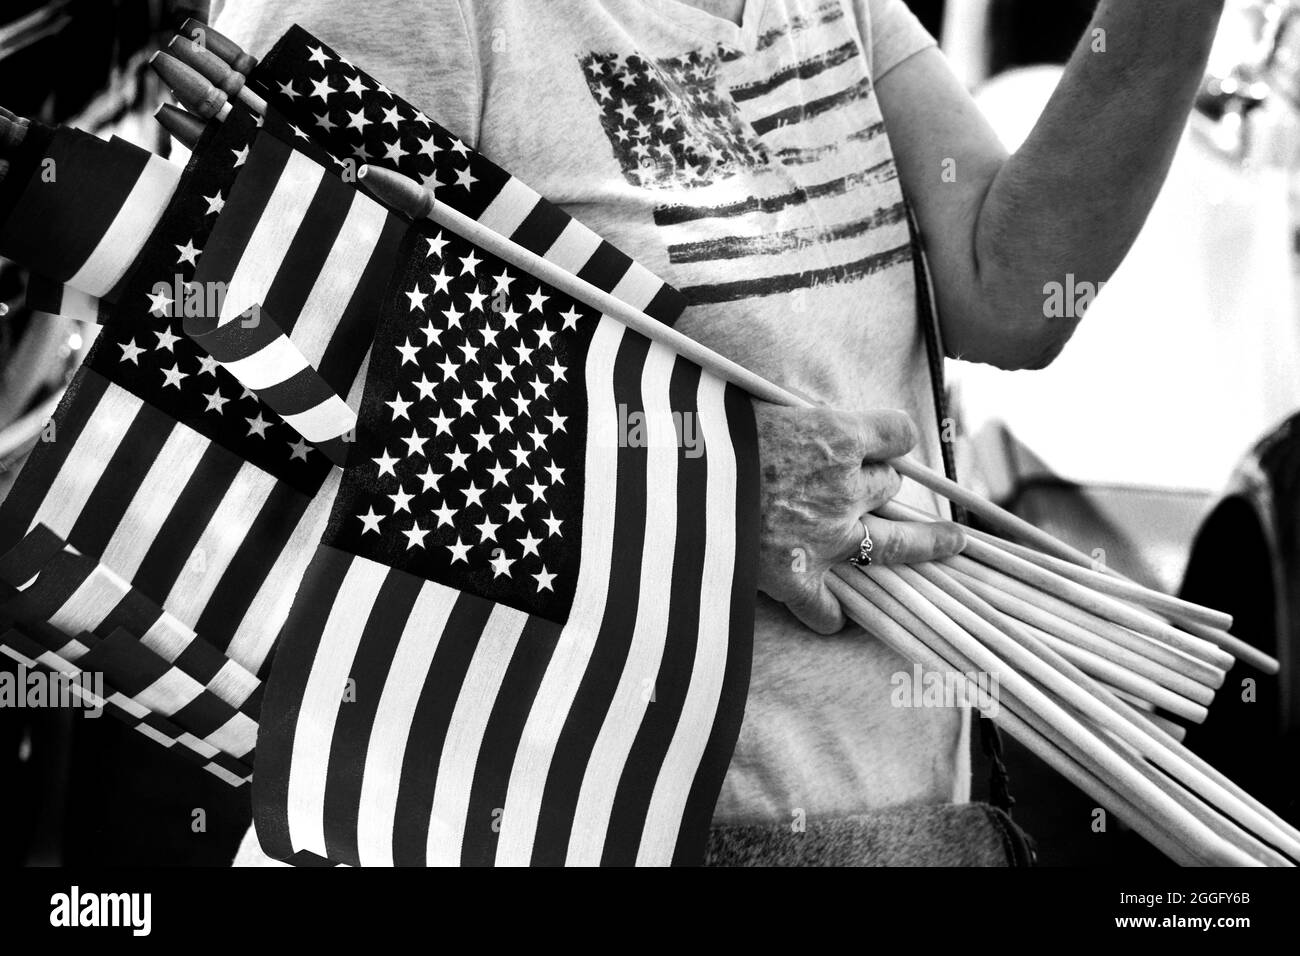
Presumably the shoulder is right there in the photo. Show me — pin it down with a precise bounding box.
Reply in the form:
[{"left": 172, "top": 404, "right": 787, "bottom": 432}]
[{"left": 841, "top": 0, "right": 938, "bottom": 80}]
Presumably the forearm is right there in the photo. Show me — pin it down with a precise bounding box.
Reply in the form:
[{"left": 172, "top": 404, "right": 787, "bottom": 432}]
[{"left": 969, "top": 0, "right": 1227, "bottom": 367}]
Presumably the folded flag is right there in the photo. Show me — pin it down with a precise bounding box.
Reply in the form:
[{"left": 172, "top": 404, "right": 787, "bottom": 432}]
[
  {"left": 183, "top": 115, "right": 411, "bottom": 462},
  {"left": 0, "top": 628, "right": 253, "bottom": 786},
  {"left": 0, "top": 525, "right": 262, "bottom": 723},
  {"left": 0, "top": 110, "right": 369, "bottom": 675},
  {"left": 248, "top": 25, "right": 689, "bottom": 326},
  {"left": 0, "top": 123, "right": 180, "bottom": 302},
  {"left": 252, "top": 206, "right": 760, "bottom": 867}
]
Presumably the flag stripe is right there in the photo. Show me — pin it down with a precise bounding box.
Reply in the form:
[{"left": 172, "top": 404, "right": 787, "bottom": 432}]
[
  {"left": 680, "top": 243, "right": 912, "bottom": 305},
  {"left": 320, "top": 567, "right": 423, "bottom": 866},
  {"left": 653, "top": 158, "right": 896, "bottom": 226},
  {"left": 389, "top": 591, "right": 494, "bottom": 866},
  {"left": 510, "top": 201, "right": 571, "bottom": 260},
  {"left": 252, "top": 545, "right": 354, "bottom": 860},
  {"left": 529, "top": 329, "right": 652, "bottom": 866},
  {"left": 599, "top": 359, "right": 706, "bottom": 865},
  {"left": 0, "top": 129, "right": 149, "bottom": 282},
  {"left": 290, "top": 193, "right": 390, "bottom": 367},
  {"left": 130, "top": 442, "right": 245, "bottom": 603},
  {"left": 493, "top": 316, "right": 624, "bottom": 866},
  {"left": 193, "top": 133, "right": 290, "bottom": 308},
  {"left": 161, "top": 462, "right": 280, "bottom": 626},
  {"left": 542, "top": 220, "right": 604, "bottom": 278},
  {"left": 69, "top": 153, "right": 181, "bottom": 297},
  {"left": 666, "top": 381, "right": 760, "bottom": 865},
  {"left": 575, "top": 241, "right": 634, "bottom": 297},
  {"left": 354, "top": 578, "right": 460, "bottom": 866},
  {"left": 315, "top": 214, "right": 409, "bottom": 392},
  {"left": 64, "top": 399, "right": 174, "bottom": 557},
  {"left": 194, "top": 478, "right": 314, "bottom": 656},
  {"left": 457, "top": 615, "right": 562, "bottom": 865},
  {"left": 97, "top": 419, "right": 211, "bottom": 581},
  {"left": 220, "top": 334, "right": 311, "bottom": 389},
  {"left": 260, "top": 171, "right": 355, "bottom": 335},
  {"left": 475, "top": 175, "right": 539, "bottom": 242},
  {"left": 224, "top": 469, "right": 341, "bottom": 671},
  {"left": 285, "top": 556, "right": 389, "bottom": 858},
  {"left": 564, "top": 341, "right": 680, "bottom": 865},
  {"left": 21, "top": 382, "right": 143, "bottom": 544},
  {"left": 218, "top": 150, "right": 324, "bottom": 324},
  {"left": 425, "top": 603, "right": 530, "bottom": 865}
]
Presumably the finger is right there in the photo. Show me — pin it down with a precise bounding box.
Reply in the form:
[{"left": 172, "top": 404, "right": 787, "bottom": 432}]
[
  {"left": 784, "top": 576, "right": 847, "bottom": 635},
  {"left": 855, "top": 461, "right": 902, "bottom": 512},
  {"left": 854, "top": 409, "right": 918, "bottom": 463},
  {"left": 860, "top": 516, "right": 967, "bottom": 566}
]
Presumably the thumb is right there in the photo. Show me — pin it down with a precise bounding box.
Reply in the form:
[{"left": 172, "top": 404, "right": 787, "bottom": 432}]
[{"left": 785, "top": 575, "right": 847, "bottom": 635}]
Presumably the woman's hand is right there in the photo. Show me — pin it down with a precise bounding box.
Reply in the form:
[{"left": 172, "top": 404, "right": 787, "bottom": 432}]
[{"left": 754, "top": 402, "right": 967, "bottom": 634}]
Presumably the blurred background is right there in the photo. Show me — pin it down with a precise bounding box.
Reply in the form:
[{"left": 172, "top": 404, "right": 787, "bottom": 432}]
[{"left": 1, "top": 0, "right": 1298, "bottom": 867}]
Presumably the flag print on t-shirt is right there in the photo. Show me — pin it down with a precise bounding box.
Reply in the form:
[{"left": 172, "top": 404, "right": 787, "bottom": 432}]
[{"left": 578, "top": 0, "right": 913, "bottom": 307}]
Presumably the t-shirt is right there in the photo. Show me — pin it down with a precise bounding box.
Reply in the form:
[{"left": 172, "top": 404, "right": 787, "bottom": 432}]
[{"left": 214, "top": 0, "right": 969, "bottom": 828}]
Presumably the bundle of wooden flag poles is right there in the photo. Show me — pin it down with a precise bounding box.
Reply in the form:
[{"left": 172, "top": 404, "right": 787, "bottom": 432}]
[{"left": 0, "top": 17, "right": 1293, "bottom": 867}]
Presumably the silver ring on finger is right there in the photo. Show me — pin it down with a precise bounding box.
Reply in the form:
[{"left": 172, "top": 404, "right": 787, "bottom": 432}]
[{"left": 849, "top": 519, "right": 874, "bottom": 567}]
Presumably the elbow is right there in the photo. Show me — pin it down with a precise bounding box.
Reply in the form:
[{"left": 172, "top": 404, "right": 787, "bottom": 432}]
[{"left": 945, "top": 307, "right": 1081, "bottom": 371}]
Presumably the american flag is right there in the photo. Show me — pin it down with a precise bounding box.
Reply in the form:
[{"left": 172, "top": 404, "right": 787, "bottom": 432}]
[
  {"left": 0, "top": 523, "right": 262, "bottom": 786},
  {"left": 0, "top": 124, "right": 179, "bottom": 304},
  {"left": 251, "top": 202, "right": 760, "bottom": 867},
  {"left": 0, "top": 628, "right": 255, "bottom": 787},
  {"left": 0, "top": 110, "right": 339, "bottom": 676}
]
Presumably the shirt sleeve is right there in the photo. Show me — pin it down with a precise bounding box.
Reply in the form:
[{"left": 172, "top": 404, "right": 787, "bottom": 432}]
[
  {"left": 855, "top": 0, "right": 938, "bottom": 81},
  {"left": 211, "top": 0, "right": 483, "bottom": 147}
]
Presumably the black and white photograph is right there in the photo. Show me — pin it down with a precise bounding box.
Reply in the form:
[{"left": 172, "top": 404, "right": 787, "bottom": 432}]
[{"left": 0, "top": 0, "right": 1296, "bottom": 933}]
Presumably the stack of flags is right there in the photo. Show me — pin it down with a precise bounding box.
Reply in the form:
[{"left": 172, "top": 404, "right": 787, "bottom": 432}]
[{"left": 0, "top": 22, "right": 758, "bottom": 867}]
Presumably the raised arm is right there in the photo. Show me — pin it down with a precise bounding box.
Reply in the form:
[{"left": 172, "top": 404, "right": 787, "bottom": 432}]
[{"left": 879, "top": 0, "right": 1227, "bottom": 370}]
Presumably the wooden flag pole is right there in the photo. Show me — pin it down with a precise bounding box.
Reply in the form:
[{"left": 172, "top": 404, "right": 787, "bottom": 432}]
[
  {"left": 828, "top": 569, "right": 1253, "bottom": 866},
  {"left": 886, "top": 498, "right": 1232, "bottom": 630},
  {"left": 915, "top": 562, "right": 1210, "bottom": 728},
  {"left": 828, "top": 572, "right": 1205, "bottom": 865},
  {"left": 876, "top": 564, "right": 1300, "bottom": 861},
  {"left": 886, "top": 498, "right": 1275, "bottom": 674}
]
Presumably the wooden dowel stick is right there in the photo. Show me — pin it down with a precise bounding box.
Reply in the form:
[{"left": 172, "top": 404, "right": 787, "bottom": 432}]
[
  {"left": 916, "top": 563, "right": 1210, "bottom": 740},
  {"left": 948, "top": 536, "right": 1230, "bottom": 668},
  {"left": 878, "top": 564, "right": 1300, "bottom": 861},
  {"left": 918, "top": 564, "right": 1198, "bottom": 750},
  {"left": 967, "top": 598, "right": 1206, "bottom": 723},
  {"left": 837, "top": 574, "right": 1201, "bottom": 868},
  {"left": 829, "top": 570, "right": 1246, "bottom": 865},
  {"left": 1093, "top": 722, "right": 1295, "bottom": 867},
  {"left": 1100, "top": 692, "right": 1187, "bottom": 741},
  {"left": 944, "top": 562, "right": 1218, "bottom": 706},
  {"left": 997, "top": 701, "right": 1201, "bottom": 866},
  {"left": 889, "top": 498, "right": 1273, "bottom": 674},
  {"left": 944, "top": 560, "right": 1224, "bottom": 699},
  {"left": 888, "top": 498, "right": 1233, "bottom": 631},
  {"left": 824, "top": 573, "right": 1203, "bottom": 865},
  {"left": 1177, "top": 617, "right": 1279, "bottom": 677},
  {"left": 946, "top": 554, "right": 1230, "bottom": 679}
]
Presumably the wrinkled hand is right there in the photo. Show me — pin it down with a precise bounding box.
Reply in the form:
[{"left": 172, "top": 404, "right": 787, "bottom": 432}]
[{"left": 755, "top": 403, "right": 967, "bottom": 635}]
